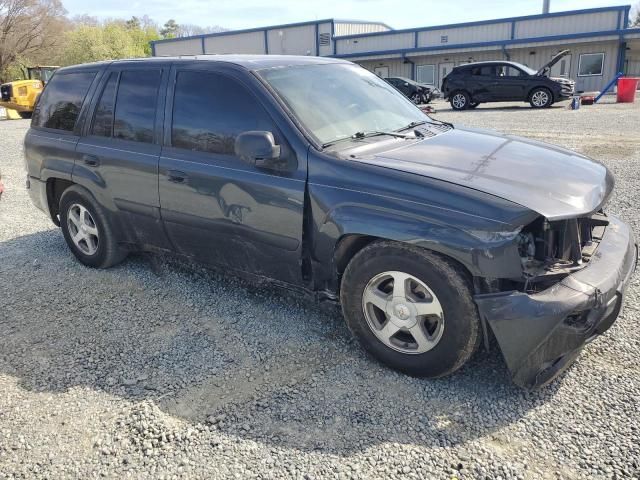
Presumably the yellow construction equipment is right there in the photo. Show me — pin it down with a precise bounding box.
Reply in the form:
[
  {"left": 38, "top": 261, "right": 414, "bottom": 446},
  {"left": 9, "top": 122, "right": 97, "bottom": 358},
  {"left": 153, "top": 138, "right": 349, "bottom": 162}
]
[{"left": 0, "top": 66, "right": 58, "bottom": 119}]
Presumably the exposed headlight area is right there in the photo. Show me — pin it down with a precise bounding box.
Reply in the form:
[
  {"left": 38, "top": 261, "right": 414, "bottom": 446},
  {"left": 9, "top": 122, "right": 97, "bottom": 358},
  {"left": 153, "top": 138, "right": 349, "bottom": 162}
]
[{"left": 516, "top": 212, "right": 609, "bottom": 292}]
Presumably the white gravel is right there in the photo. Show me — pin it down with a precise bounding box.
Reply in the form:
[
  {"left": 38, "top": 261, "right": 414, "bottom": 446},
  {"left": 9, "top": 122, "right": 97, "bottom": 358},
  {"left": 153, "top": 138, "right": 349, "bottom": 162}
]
[{"left": 0, "top": 98, "right": 639, "bottom": 479}]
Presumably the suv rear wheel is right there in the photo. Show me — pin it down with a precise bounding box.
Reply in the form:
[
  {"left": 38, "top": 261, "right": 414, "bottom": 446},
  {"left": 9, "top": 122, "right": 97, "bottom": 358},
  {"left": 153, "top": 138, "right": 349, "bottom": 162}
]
[
  {"left": 529, "top": 87, "right": 553, "bottom": 108},
  {"left": 59, "top": 185, "right": 127, "bottom": 268},
  {"left": 340, "top": 241, "right": 481, "bottom": 378},
  {"left": 450, "top": 91, "right": 470, "bottom": 110}
]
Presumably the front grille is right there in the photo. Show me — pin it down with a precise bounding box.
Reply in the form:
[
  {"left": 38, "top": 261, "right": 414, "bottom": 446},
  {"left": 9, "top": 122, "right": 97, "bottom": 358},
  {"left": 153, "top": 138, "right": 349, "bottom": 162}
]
[{"left": 0, "top": 84, "right": 12, "bottom": 102}]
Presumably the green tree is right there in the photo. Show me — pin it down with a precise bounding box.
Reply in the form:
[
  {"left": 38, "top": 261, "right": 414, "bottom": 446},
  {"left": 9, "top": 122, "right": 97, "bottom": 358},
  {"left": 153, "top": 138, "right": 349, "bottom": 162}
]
[
  {"left": 631, "top": 6, "right": 640, "bottom": 27},
  {"left": 57, "top": 19, "right": 160, "bottom": 66},
  {"left": 160, "top": 19, "right": 179, "bottom": 38}
]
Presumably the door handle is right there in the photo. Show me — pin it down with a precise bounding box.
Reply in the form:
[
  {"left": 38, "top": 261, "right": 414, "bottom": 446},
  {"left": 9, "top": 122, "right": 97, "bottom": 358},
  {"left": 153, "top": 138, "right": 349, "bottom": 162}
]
[
  {"left": 167, "top": 170, "right": 187, "bottom": 184},
  {"left": 82, "top": 154, "right": 100, "bottom": 167}
]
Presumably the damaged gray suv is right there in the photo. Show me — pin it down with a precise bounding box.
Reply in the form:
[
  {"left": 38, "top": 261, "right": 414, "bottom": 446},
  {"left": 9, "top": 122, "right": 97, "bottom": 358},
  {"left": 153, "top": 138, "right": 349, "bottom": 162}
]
[{"left": 24, "top": 56, "right": 637, "bottom": 389}]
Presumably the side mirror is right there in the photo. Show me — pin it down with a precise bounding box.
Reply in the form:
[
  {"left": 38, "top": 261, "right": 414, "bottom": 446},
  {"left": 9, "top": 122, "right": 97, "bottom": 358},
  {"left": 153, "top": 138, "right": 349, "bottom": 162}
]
[
  {"left": 235, "top": 131, "right": 281, "bottom": 169},
  {"left": 403, "top": 82, "right": 409, "bottom": 87}
]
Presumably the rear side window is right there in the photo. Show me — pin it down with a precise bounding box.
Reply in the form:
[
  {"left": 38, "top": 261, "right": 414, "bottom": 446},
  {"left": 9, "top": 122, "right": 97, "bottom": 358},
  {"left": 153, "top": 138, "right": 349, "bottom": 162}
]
[
  {"left": 113, "top": 70, "right": 161, "bottom": 143},
  {"left": 171, "top": 71, "right": 276, "bottom": 156},
  {"left": 91, "top": 72, "right": 118, "bottom": 137},
  {"left": 471, "top": 66, "right": 496, "bottom": 77},
  {"left": 32, "top": 72, "right": 95, "bottom": 132}
]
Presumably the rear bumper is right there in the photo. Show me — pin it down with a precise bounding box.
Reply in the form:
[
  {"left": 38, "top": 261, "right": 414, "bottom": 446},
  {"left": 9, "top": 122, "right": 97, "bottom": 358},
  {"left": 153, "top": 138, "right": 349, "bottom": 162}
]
[
  {"left": 475, "top": 215, "right": 637, "bottom": 389},
  {"left": 26, "top": 175, "right": 48, "bottom": 214}
]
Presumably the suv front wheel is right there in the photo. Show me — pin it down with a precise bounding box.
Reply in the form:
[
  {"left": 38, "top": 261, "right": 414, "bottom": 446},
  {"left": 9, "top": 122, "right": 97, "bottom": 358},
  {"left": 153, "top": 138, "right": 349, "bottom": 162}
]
[
  {"left": 340, "top": 241, "right": 481, "bottom": 378},
  {"left": 450, "top": 91, "right": 470, "bottom": 110},
  {"left": 529, "top": 87, "right": 553, "bottom": 108},
  {"left": 59, "top": 185, "right": 127, "bottom": 269}
]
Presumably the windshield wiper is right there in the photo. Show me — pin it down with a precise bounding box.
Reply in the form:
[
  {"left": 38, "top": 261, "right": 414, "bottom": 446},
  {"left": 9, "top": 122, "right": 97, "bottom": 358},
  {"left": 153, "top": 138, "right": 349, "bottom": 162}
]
[
  {"left": 321, "top": 130, "right": 410, "bottom": 149},
  {"left": 395, "top": 120, "right": 428, "bottom": 132}
]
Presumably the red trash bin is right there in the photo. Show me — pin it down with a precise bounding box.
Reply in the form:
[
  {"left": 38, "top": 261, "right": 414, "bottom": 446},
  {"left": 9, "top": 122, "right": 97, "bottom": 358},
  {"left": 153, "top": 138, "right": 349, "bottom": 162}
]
[{"left": 617, "top": 77, "right": 639, "bottom": 103}]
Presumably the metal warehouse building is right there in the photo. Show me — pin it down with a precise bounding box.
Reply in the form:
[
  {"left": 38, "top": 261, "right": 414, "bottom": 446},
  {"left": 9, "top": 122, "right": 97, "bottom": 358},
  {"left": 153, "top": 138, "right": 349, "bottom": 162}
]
[{"left": 151, "top": 5, "right": 640, "bottom": 93}]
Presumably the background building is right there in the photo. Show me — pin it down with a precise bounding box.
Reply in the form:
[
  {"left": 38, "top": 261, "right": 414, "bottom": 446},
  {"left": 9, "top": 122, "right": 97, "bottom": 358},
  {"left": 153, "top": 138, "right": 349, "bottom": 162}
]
[{"left": 151, "top": 5, "right": 640, "bottom": 93}]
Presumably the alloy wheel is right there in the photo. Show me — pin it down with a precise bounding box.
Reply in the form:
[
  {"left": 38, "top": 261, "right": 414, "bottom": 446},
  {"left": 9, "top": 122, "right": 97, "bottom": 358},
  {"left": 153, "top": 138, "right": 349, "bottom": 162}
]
[
  {"left": 531, "top": 90, "right": 549, "bottom": 107},
  {"left": 452, "top": 93, "right": 466, "bottom": 109},
  {"left": 67, "top": 203, "right": 99, "bottom": 255},
  {"left": 362, "top": 271, "right": 445, "bottom": 354}
]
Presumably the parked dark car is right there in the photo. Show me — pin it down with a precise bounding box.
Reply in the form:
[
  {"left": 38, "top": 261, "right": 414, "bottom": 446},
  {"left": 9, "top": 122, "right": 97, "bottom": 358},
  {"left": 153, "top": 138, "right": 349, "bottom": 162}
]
[
  {"left": 442, "top": 50, "right": 575, "bottom": 110},
  {"left": 385, "top": 77, "right": 433, "bottom": 104},
  {"left": 24, "top": 56, "right": 636, "bottom": 389}
]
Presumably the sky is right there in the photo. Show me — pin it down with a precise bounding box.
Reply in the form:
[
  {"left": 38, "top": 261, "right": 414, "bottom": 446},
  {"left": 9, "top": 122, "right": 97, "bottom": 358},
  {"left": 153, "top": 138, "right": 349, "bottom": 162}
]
[{"left": 61, "top": 0, "right": 636, "bottom": 30}]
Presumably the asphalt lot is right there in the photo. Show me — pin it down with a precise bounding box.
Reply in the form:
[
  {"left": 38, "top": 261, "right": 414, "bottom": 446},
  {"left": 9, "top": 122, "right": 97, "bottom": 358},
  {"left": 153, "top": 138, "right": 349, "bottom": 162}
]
[{"left": 0, "top": 98, "right": 639, "bottom": 479}]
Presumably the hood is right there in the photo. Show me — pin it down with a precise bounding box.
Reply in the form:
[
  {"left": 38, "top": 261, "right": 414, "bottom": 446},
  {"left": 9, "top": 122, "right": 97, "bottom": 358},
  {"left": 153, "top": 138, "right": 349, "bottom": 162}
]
[
  {"left": 537, "top": 49, "right": 571, "bottom": 76},
  {"left": 348, "top": 126, "right": 612, "bottom": 221}
]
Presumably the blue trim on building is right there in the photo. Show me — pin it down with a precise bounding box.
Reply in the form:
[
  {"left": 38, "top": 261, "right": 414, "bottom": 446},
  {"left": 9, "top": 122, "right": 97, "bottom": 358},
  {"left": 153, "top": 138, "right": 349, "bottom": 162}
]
[
  {"left": 150, "top": 18, "right": 334, "bottom": 45},
  {"left": 331, "top": 20, "right": 337, "bottom": 55},
  {"left": 315, "top": 23, "right": 320, "bottom": 56},
  {"left": 617, "top": 41, "right": 628, "bottom": 73},
  {"left": 201, "top": 37, "right": 205, "bottom": 54},
  {"left": 332, "top": 29, "right": 625, "bottom": 60},
  {"left": 264, "top": 30, "right": 269, "bottom": 54},
  {"left": 151, "top": 43, "right": 156, "bottom": 56},
  {"left": 414, "top": 31, "right": 418, "bottom": 48},
  {"left": 333, "top": 5, "right": 629, "bottom": 41},
  {"left": 623, "top": 5, "right": 631, "bottom": 29},
  {"left": 510, "top": 21, "right": 516, "bottom": 40}
]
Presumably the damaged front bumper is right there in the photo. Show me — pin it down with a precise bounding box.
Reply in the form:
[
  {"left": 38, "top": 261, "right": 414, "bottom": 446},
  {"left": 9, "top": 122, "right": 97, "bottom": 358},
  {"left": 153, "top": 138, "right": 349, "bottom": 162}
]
[{"left": 475, "top": 215, "right": 637, "bottom": 389}]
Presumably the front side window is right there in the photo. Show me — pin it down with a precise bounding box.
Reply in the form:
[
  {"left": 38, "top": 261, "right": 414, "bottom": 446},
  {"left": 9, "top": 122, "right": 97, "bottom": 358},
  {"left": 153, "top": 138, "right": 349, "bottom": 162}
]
[
  {"left": 171, "top": 71, "right": 276, "bottom": 155},
  {"left": 113, "top": 70, "right": 161, "bottom": 143},
  {"left": 578, "top": 53, "right": 604, "bottom": 77},
  {"left": 497, "top": 66, "right": 523, "bottom": 77},
  {"left": 32, "top": 72, "right": 95, "bottom": 132},
  {"left": 259, "top": 63, "right": 428, "bottom": 146}
]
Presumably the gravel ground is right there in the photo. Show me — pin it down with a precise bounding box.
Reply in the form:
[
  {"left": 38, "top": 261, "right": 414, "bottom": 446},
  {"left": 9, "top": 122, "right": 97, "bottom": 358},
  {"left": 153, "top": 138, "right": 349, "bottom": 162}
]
[{"left": 0, "top": 98, "right": 639, "bottom": 479}]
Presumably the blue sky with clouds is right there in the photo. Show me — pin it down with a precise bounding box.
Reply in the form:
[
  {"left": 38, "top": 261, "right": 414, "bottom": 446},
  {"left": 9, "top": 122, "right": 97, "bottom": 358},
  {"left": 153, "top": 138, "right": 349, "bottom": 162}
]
[{"left": 62, "top": 0, "right": 635, "bottom": 30}]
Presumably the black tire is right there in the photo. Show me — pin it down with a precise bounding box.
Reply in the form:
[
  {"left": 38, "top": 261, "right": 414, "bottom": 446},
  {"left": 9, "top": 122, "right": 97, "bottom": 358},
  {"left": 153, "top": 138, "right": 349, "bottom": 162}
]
[
  {"left": 410, "top": 92, "right": 422, "bottom": 104},
  {"left": 340, "top": 241, "right": 481, "bottom": 378},
  {"left": 529, "top": 87, "right": 553, "bottom": 108},
  {"left": 18, "top": 111, "right": 32, "bottom": 119},
  {"left": 449, "top": 91, "right": 470, "bottom": 110},
  {"left": 59, "top": 185, "right": 127, "bottom": 268}
]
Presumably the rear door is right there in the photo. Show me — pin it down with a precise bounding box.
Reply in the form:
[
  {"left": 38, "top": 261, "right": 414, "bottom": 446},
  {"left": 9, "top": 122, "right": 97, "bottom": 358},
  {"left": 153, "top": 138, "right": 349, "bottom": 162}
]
[
  {"left": 158, "top": 64, "right": 306, "bottom": 284},
  {"left": 468, "top": 65, "right": 497, "bottom": 101},
  {"left": 74, "top": 64, "right": 171, "bottom": 249}
]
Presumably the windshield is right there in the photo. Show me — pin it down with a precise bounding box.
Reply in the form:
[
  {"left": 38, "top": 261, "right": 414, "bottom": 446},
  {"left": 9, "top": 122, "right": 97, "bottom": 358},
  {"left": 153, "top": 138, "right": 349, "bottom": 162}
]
[
  {"left": 258, "top": 63, "right": 429, "bottom": 146},
  {"left": 516, "top": 63, "right": 537, "bottom": 75}
]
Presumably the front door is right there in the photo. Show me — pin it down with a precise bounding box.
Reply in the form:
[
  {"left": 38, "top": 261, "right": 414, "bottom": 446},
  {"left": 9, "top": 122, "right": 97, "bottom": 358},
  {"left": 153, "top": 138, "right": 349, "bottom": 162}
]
[
  {"left": 75, "top": 65, "right": 171, "bottom": 249},
  {"left": 438, "top": 62, "right": 454, "bottom": 89},
  {"left": 158, "top": 66, "right": 306, "bottom": 285},
  {"left": 494, "top": 65, "right": 528, "bottom": 100},
  {"left": 374, "top": 66, "right": 389, "bottom": 78}
]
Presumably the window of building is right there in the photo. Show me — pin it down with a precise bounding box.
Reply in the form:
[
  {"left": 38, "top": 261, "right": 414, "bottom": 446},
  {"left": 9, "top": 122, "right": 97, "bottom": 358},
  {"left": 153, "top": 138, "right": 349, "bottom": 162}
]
[
  {"left": 91, "top": 72, "right": 118, "bottom": 137},
  {"left": 440, "top": 35, "right": 448, "bottom": 44},
  {"left": 416, "top": 64, "right": 435, "bottom": 85},
  {"left": 113, "top": 70, "right": 161, "bottom": 143},
  {"left": 171, "top": 71, "right": 276, "bottom": 156},
  {"left": 578, "top": 53, "right": 604, "bottom": 77},
  {"left": 32, "top": 72, "right": 95, "bottom": 132}
]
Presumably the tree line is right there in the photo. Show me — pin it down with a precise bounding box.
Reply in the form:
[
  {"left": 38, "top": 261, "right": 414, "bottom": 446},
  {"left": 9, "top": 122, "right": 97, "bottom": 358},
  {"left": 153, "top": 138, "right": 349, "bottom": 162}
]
[{"left": 0, "top": 0, "right": 226, "bottom": 82}]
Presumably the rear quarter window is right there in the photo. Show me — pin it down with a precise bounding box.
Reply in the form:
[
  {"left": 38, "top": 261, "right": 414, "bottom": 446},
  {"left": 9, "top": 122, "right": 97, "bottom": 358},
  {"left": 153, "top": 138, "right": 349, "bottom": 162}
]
[{"left": 32, "top": 71, "right": 96, "bottom": 132}]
